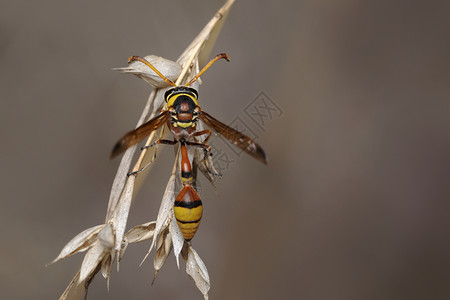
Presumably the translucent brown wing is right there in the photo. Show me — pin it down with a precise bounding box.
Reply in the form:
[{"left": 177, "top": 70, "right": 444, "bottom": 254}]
[
  {"left": 200, "top": 111, "right": 267, "bottom": 164},
  {"left": 110, "top": 111, "right": 170, "bottom": 158}
]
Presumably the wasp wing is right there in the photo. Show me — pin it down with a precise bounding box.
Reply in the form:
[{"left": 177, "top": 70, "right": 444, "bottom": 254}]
[
  {"left": 111, "top": 111, "right": 170, "bottom": 158},
  {"left": 200, "top": 111, "right": 267, "bottom": 164}
]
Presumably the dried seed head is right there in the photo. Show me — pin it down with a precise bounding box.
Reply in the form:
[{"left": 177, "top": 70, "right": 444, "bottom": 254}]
[{"left": 55, "top": 1, "right": 236, "bottom": 298}]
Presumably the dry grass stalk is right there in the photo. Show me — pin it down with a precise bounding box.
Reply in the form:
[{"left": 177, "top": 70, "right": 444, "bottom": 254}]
[{"left": 51, "top": 1, "right": 236, "bottom": 299}]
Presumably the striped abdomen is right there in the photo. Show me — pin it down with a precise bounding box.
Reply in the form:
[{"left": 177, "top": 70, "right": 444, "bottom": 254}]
[{"left": 174, "top": 184, "right": 203, "bottom": 241}]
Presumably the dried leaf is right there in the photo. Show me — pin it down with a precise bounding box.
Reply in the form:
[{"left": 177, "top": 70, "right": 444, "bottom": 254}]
[
  {"left": 112, "top": 175, "right": 135, "bottom": 252},
  {"left": 100, "top": 253, "right": 112, "bottom": 279},
  {"left": 106, "top": 145, "right": 137, "bottom": 221},
  {"left": 194, "top": 147, "right": 222, "bottom": 188},
  {"left": 152, "top": 227, "right": 172, "bottom": 284},
  {"left": 124, "top": 221, "right": 156, "bottom": 243},
  {"left": 98, "top": 223, "right": 115, "bottom": 250},
  {"left": 151, "top": 173, "right": 176, "bottom": 251},
  {"left": 197, "top": 0, "right": 236, "bottom": 68},
  {"left": 169, "top": 212, "right": 184, "bottom": 269},
  {"left": 79, "top": 242, "right": 105, "bottom": 283},
  {"left": 141, "top": 173, "right": 176, "bottom": 265},
  {"left": 184, "top": 245, "right": 210, "bottom": 298},
  {"left": 113, "top": 55, "right": 181, "bottom": 88},
  {"left": 106, "top": 88, "right": 160, "bottom": 222},
  {"left": 118, "top": 239, "right": 128, "bottom": 263},
  {"left": 58, "top": 271, "right": 87, "bottom": 300},
  {"left": 101, "top": 252, "right": 114, "bottom": 292},
  {"left": 176, "top": 0, "right": 235, "bottom": 78},
  {"left": 50, "top": 224, "right": 105, "bottom": 264}
]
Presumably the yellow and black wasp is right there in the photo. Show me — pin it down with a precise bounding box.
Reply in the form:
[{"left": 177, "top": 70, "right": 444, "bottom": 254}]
[{"left": 111, "top": 53, "right": 267, "bottom": 240}]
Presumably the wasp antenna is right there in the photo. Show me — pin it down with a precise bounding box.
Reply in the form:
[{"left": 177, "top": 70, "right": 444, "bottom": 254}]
[
  {"left": 128, "top": 56, "right": 177, "bottom": 87},
  {"left": 185, "top": 53, "right": 230, "bottom": 86}
]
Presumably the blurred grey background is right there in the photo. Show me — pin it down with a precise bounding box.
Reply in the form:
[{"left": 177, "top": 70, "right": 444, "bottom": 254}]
[{"left": 1, "top": 0, "right": 450, "bottom": 299}]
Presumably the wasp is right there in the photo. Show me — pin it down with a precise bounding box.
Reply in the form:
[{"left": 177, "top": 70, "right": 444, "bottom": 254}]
[{"left": 111, "top": 53, "right": 267, "bottom": 240}]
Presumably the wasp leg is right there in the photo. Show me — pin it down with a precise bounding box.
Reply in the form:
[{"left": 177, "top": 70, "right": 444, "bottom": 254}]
[
  {"left": 185, "top": 141, "right": 211, "bottom": 153},
  {"left": 191, "top": 129, "right": 213, "bottom": 158},
  {"left": 192, "top": 129, "right": 212, "bottom": 144},
  {"left": 141, "top": 139, "right": 177, "bottom": 150},
  {"left": 128, "top": 139, "right": 176, "bottom": 176},
  {"left": 128, "top": 163, "right": 153, "bottom": 177}
]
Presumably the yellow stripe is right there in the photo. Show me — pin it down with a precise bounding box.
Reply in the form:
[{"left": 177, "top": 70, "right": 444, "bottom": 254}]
[
  {"left": 176, "top": 221, "right": 200, "bottom": 240},
  {"left": 176, "top": 122, "right": 193, "bottom": 128},
  {"left": 181, "top": 177, "right": 193, "bottom": 184},
  {"left": 174, "top": 206, "right": 203, "bottom": 223},
  {"left": 176, "top": 222, "right": 200, "bottom": 230}
]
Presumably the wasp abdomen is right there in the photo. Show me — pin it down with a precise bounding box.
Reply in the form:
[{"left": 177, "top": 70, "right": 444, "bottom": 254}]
[{"left": 174, "top": 185, "right": 203, "bottom": 241}]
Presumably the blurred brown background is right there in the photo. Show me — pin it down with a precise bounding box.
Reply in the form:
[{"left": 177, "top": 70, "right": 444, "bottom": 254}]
[{"left": 1, "top": 0, "right": 450, "bottom": 299}]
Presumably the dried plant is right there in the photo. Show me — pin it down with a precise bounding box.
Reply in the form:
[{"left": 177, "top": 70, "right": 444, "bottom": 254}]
[{"left": 50, "top": 1, "right": 236, "bottom": 299}]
